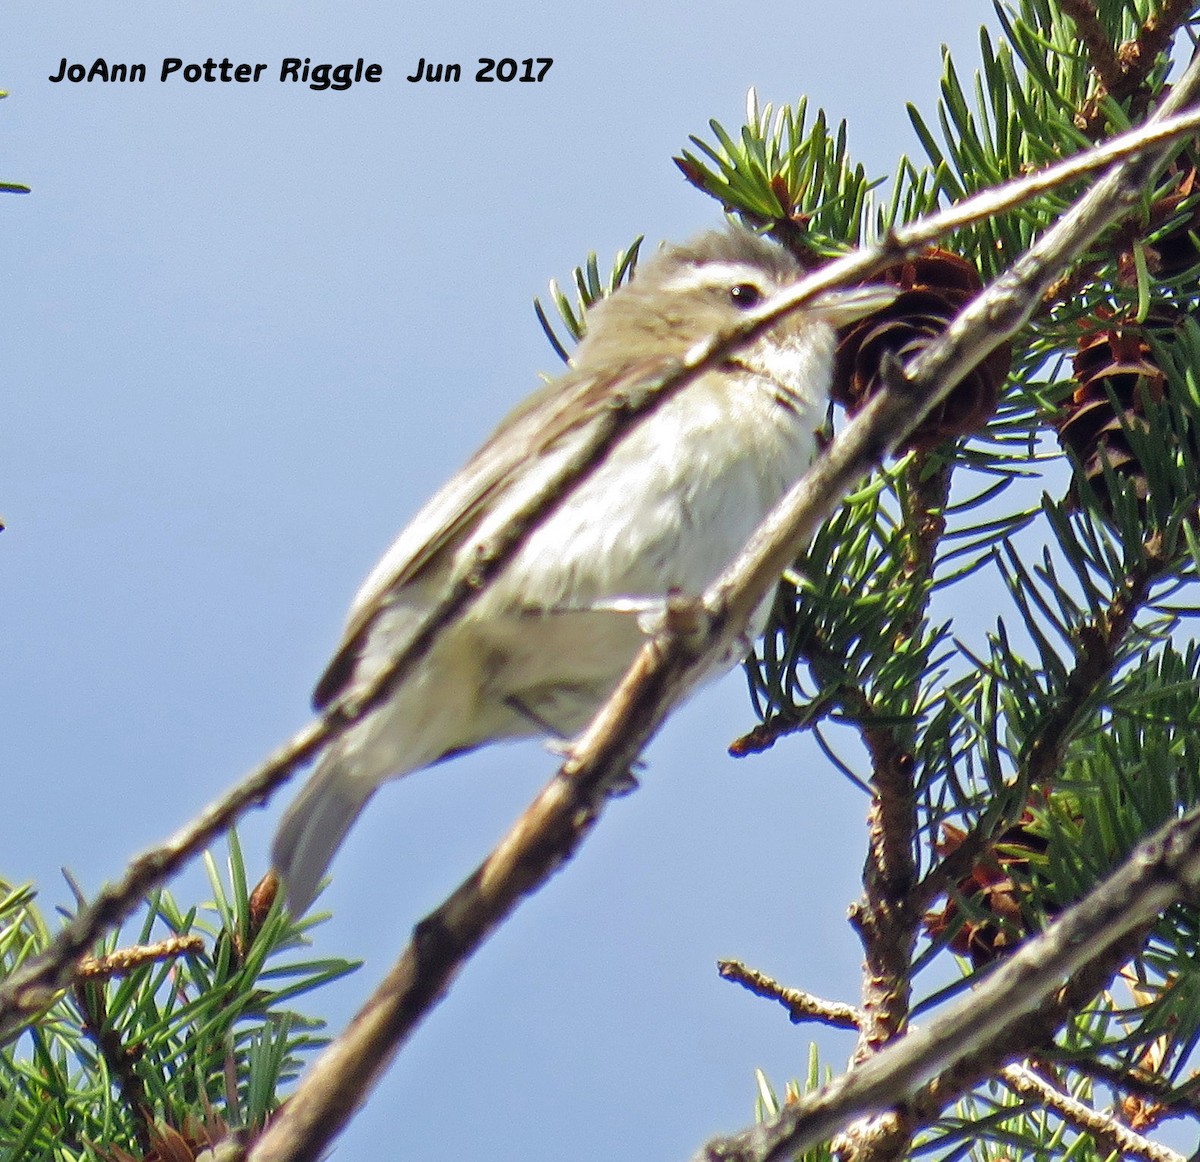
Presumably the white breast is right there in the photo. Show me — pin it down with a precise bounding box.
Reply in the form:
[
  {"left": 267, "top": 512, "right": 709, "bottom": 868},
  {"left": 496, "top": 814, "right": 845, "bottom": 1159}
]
[{"left": 487, "top": 331, "right": 832, "bottom": 614}]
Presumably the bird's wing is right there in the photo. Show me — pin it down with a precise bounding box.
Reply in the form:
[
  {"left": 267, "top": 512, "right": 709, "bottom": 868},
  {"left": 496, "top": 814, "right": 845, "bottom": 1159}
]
[{"left": 312, "top": 355, "right": 672, "bottom": 709}]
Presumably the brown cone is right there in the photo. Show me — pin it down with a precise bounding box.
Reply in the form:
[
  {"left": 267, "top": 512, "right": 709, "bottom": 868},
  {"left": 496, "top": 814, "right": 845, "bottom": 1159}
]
[
  {"left": 832, "top": 248, "right": 1011, "bottom": 451},
  {"left": 1054, "top": 325, "right": 1166, "bottom": 517},
  {"left": 923, "top": 815, "right": 1049, "bottom": 969},
  {"left": 1116, "top": 154, "right": 1200, "bottom": 281}
]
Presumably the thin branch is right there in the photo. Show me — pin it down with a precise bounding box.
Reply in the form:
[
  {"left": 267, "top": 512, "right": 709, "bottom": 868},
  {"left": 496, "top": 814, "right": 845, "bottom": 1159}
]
[
  {"left": 999, "top": 1061, "right": 1186, "bottom": 1162},
  {"left": 74, "top": 979, "right": 154, "bottom": 1154},
  {"left": 846, "top": 728, "right": 921, "bottom": 1050},
  {"left": 717, "top": 959, "right": 862, "bottom": 1030},
  {"left": 728, "top": 711, "right": 810, "bottom": 755},
  {"left": 915, "top": 547, "right": 1162, "bottom": 913},
  {"left": 1115, "top": 0, "right": 1200, "bottom": 102},
  {"left": 692, "top": 806, "right": 1200, "bottom": 1162},
  {"left": 1061, "top": 0, "right": 1126, "bottom": 97},
  {"left": 1068, "top": 1056, "right": 1200, "bottom": 1121},
  {"left": 5, "top": 98, "right": 1200, "bottom": 1051},
  {"left": 76, "top": 935, "right": 205, "bottom": 981}
]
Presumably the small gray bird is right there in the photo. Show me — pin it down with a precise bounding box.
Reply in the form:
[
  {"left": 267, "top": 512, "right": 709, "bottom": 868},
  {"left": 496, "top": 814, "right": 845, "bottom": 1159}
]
[{"left": 272, "top": 228, "right": 893, "bottom": 915}]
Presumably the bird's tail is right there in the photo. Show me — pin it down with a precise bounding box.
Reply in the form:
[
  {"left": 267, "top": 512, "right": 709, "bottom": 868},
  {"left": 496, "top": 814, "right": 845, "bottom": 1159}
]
[{"left": 272, "top": 747, "right": 377, "bottom": 917}]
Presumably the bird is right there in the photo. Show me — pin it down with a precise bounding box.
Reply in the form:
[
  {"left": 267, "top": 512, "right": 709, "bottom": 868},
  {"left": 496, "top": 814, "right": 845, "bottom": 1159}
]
[{"left": 272, "top": 227, "right": 894, "bottom": 915}]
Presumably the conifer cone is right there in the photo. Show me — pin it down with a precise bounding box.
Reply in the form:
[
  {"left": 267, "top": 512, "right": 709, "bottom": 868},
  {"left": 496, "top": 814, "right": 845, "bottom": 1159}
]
[
  {"left": 1116, "top": 148, "right": 1200, "bottom": 282},
  {"left": 96, "top": 1114, "right": 235, "bottom": 1162},
  {"left": 924, "top": 816, "right": 1048, "bottom": 968},
  {"left": 832, "top": 248, "right": 1010, "bottom": 450},
  {"left": 1054, "top": 325, "right": 1166, "bottom": 517},
  {"left": 1144, "top": 161, "right": 1200, "bottom": 278}
]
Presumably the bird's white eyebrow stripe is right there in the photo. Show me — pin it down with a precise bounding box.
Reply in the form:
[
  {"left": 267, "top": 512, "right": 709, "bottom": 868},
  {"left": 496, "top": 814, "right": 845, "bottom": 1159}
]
[{"left": 659, "top": 261, "right": 774, "bottom": 293}]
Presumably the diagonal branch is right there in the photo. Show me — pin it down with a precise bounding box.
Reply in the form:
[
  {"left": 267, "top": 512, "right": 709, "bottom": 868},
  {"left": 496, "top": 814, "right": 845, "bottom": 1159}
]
[
  {"left": 915, "top": 545, "right": 1163, "bottom": 914},
  {"left": 999, "top": 1061, "right": 1186, "bottom": 1162}
]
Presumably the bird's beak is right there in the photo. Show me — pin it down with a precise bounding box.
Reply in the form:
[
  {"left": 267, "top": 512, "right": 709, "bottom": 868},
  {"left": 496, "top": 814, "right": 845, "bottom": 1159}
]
[{"left": 808, "top": 284, "right": 899, "bottom": 327}]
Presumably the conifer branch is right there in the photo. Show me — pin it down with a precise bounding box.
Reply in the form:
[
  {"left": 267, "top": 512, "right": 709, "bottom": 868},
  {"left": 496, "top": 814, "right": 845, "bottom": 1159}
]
[
  {"left": 916, "top": 547, "right": 1163, "bottom": 912},
  {"left": 999, "top": 1061, "right": 1186, "bottom": 1162},
  {"left": 1060, "top": 0, "right": 1126, "bottom": 97},
  {"left": 1121, "top": 0, "right": 1197, "bottom": 101},
  {"left": 692, "top": 810, "right": 1200, "bottom": 1162}
]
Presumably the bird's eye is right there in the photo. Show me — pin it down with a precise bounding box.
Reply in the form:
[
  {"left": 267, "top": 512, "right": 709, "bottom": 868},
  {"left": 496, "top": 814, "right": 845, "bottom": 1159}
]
[{"left": 729, "top": 283, "right": 764, "bottom": 309}]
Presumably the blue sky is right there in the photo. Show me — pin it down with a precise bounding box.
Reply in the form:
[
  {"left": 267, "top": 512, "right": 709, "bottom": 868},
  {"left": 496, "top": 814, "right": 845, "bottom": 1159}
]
[{"left": 3, "top": 3, "right": 1003, "bottom": 1159}]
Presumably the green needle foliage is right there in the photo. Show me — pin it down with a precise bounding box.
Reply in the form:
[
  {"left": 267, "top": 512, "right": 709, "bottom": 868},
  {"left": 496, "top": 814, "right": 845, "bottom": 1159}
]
[
  {"left": 675, "top": 92, "right": 880, "bottom": 255},
  {"left": 0, "top": 833, "right": 356, "bottom": 1162},
  {"left": 533, "top": 236, "right": 643, "bottom": 362},
  {"left": 535, "top": 1, "right": 1200, "bottom": 1157},
  {"left": 751, "top": 1047, "right": 836, "bottom": 1162}
]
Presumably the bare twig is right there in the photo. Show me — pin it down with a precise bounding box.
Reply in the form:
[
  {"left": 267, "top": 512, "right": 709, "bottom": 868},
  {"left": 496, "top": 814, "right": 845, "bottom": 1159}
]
[
  {"left": 1000, "top": 1061, "right": 1186, "bottom": 1162},
  {"left": 76, "top": 934, "right": 205, "bottom": 981},
  {"left": 727, "top": 713, "right": 809, "bottom": 756},
  {"left": 717, "top": 959, "right": 861, "bottom": 1030}
]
